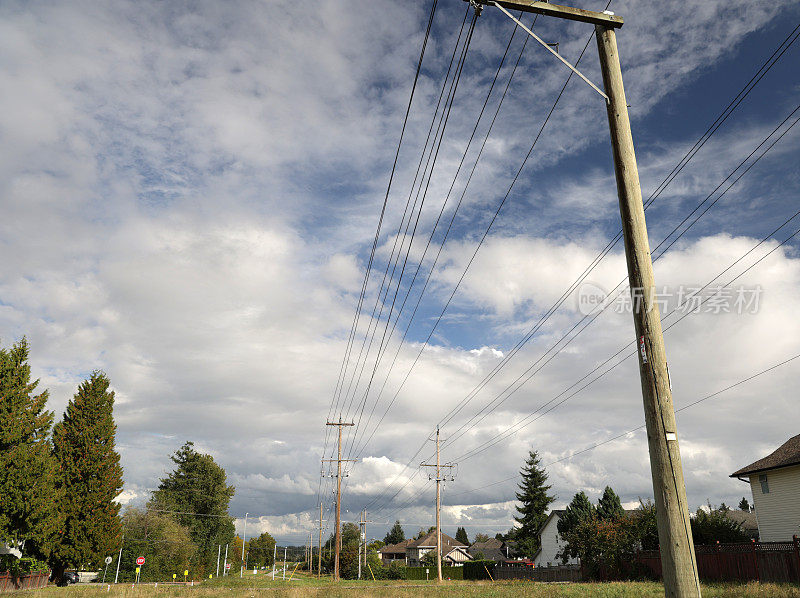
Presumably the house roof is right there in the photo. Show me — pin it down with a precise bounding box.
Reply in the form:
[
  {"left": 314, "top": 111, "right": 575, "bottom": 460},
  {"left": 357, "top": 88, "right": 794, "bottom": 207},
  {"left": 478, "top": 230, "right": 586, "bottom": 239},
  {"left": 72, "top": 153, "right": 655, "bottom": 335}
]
[
  {"left": 407, "top": 531, "right": 465, "bottom": 549},
  {"left": 379, "top": 539, "right": 412, "bottom": 554},
  {"left": 537, "top": 509, "right": 565, "bottom": 534},
  {"left": 724, "top": 510, "right": 758, "bottom": 532},
  {"left": 730, "top": 434, "right": 800, "bottom": 478}
]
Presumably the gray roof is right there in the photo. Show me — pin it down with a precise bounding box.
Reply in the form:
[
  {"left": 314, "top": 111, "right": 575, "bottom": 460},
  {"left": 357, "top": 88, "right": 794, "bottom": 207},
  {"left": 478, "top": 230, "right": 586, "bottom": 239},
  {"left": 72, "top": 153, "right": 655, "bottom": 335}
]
[{"left": 731, "top": 434, "right": 800, "bottom": 477}]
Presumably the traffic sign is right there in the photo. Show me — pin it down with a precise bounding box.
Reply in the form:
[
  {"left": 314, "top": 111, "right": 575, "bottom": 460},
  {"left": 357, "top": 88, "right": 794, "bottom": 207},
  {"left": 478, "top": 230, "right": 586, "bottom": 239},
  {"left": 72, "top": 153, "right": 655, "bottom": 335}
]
[
  {"left": 136, "top": 556, "right": 145, "bottom": 566},
  {"left": 105, "top": 556, "right": 112, "bottom": 565},
  {"left": 225, "top": 563, "right": 231, "bottom": 570}
]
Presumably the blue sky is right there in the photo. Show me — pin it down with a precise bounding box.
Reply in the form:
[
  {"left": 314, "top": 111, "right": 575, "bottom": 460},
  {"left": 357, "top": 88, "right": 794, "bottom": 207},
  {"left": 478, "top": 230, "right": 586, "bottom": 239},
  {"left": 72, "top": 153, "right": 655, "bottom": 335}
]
[{"left": 1, "top": 0, "right": 799, "bottom": 545}]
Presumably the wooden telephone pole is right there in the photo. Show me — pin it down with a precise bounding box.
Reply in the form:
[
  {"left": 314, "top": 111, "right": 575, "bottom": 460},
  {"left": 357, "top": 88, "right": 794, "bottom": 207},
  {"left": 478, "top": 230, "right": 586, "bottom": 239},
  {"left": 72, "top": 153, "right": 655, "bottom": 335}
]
[
  {"left": 324, "top": 418, "right": 355, "bottom": 582},
  {"left": 421, "top": 427, "right": 455, "bottom": 582},
  {"left": 467, "top": 1, "right": 701, "bottom": 596}
]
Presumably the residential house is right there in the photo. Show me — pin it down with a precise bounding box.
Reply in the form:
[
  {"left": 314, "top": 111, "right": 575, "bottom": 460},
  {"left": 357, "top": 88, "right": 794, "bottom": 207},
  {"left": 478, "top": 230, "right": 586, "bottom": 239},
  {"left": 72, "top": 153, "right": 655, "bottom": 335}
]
[
  {"left": 532, "top": 510, "right": 579, "bottom": 567},
  {"left": 467, "top": 538, "right": 518, "bottom": 562},
  {"left": 724, "top": 509, "right": 759, "bottom": 540},
  {"left": 378, "top": 539, "right": 411, "bottom": 565},
  {"left": 405, "top": 531, "right": 469, "bottom": 566},
  {"left": 730, "top": 433, "right": 800, "bottom": 541}
]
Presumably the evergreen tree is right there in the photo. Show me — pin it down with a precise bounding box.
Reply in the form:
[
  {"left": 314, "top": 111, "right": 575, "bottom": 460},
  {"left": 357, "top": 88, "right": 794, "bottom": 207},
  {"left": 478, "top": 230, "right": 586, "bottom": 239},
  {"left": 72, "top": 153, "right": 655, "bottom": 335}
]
[
  {"left": 557, "top": 492, "right": 595, "bottom": 538},
  {"left": 455, "top": 526, "right": 469, "bottom": 546},
  {"left": 150, "top": 442, "right": 235, "bottom": 574},
  {"left": 0, "top": 339, "right": 59, "bottom": 556},
  {"left": 383, "top": 520, "right": 405, "bottom": 545},
  {"left": 50, "top": 372, "right": 123, "bottom": 576},
  {"left": 596, "top": 486, "right": 625, "bottom": 520},
  {"left": 738, "top": 497, "right": 751, "bottom": 512},
  {"left": 718, "top": 502, "right": 730, "bottom": 513},
  {"left": 513, "top": 450, "right": 555, "bottom": 557}
]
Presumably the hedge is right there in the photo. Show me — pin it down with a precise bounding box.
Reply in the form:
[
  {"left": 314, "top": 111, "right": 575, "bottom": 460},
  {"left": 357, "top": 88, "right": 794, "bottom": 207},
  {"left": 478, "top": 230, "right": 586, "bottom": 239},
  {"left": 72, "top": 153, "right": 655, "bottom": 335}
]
[
  {"left": 463, "top": 560, "right": 496, "bottom": 580},
  {"left": 404, "top": 566, "right": 463, "bottom": 580}
]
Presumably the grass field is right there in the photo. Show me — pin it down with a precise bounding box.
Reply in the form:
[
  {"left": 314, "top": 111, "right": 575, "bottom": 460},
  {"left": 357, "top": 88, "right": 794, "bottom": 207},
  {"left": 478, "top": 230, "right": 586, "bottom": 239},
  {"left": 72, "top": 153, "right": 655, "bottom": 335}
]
[{"left": 28, "top": 572, "right": 800, "bottom": 598}]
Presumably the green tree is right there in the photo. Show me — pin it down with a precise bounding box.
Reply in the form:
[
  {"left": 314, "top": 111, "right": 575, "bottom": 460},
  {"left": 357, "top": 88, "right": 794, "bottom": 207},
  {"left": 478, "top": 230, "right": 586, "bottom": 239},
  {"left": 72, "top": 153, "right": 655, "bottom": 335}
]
[
  {"left": 561, "top": 515, "right": 640, "bottom": 580},
  {"left": 455, "top": 527, "right": 469, "bottom": 546},
  {"left": 738, "top": 497, "right": 751, "bottom": 512},
  {"left": 513, "top": 450, "right": 555, "bottom": 557},
  {"left": 247, "top": 532, "right": 276, "bottom": 568},
  {"left": 50, "top": 372, "right": 124, "bottom": 577},
  {"left": 149, "top": 442, "right": 235, "bottom": 574},
  {"left": 634, "top": 499, "right": 659, "bottom": 550},
  {"left": 339, "top": 522, "right": 361, "bottom": 580},
  {"left": 596, "top": 486, "right": 625, "bottom": 521},
  {"left": 0, "top": 339, "right": 59, "bottom": 558},
  {"left": 690, "top": 508, "right": 749, "bottom": 545},
  {"left": 473, "top": 533, "right": 490, "bottom": 543},
  {"left": 557, "top": 491, "right": 595, "bottom": 563},
  {"left": 384, "top": 520, "right": 405, "bottom": 545},
  {"left": 116, "top": 508, "right": 196, "bottom": 582}
]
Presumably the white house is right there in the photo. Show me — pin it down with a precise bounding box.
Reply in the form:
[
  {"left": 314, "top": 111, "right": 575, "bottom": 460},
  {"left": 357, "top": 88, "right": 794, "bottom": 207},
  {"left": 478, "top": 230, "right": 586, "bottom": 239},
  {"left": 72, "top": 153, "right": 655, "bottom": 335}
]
[
  {"left": 405, "top": 531, "right": 468, "bottom": 566},
  {"left": 730, "top": 433, "right": 800, "bottom": 542},
  {"left": 533, "top": 510, "right": 578, "bottom": 567}
]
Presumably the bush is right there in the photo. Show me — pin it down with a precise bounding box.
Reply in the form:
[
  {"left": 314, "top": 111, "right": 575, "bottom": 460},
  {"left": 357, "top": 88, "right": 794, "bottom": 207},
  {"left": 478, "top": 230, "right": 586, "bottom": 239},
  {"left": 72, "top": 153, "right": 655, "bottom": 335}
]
[
  {"left": 463, "top": 560, "right": 495, "bottom": 580},
  {"left": 403, "top": 566, "right": 463, "bottom": 580},
  {"left": 386, "top": 562, "right": 405, "bottom": 580},
  {"left": 0, "top": 556, "right": 49, "bottom": 575}
]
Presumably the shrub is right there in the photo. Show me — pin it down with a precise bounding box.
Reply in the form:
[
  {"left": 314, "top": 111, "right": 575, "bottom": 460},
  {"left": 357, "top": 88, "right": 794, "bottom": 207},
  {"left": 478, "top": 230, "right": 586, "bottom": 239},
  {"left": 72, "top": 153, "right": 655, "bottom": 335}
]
[{"left": 463, "top": 560, "right": 495, "bottom": 580}]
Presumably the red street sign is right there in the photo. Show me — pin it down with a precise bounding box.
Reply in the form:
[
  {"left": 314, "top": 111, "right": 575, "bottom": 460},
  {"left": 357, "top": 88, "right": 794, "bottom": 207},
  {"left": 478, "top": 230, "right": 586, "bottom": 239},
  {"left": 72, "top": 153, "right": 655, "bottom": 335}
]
[
  {"left": 136, "top": 557, "right": 145, "bottom": 566},
  {"left": 225, "top": 563, "right": 231, "bottom": 570}
]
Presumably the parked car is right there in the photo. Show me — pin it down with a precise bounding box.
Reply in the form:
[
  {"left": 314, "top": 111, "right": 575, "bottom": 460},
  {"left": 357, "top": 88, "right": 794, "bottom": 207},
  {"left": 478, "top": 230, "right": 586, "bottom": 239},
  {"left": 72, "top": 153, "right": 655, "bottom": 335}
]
[{"left": 50, "top": 571, "right": 79, "bottom": 586}]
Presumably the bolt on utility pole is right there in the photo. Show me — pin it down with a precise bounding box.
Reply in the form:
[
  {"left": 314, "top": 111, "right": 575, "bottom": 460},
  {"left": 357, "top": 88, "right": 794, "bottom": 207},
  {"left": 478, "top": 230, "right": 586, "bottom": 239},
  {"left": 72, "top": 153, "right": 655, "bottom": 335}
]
[
  {"left": 467, "top": 1, "right": 701, "bottom": 596},
  {"left": 421, "top": 427, "right": 455, "bottom": 582},
  {"left": 324, "top": 418, "right": 355, "bottom": 581}
]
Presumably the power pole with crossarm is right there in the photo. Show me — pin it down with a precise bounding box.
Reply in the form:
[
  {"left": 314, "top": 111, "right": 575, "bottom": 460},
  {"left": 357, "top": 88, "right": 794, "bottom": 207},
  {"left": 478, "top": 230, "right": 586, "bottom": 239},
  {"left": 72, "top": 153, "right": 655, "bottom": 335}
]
[
  {"left": 324, "top": 418, "right": 355, "bottom": 582},
  {"left": 421, "top": 427, "right": 455, "bottom": 582},
  {"left": 465, "top": 1, "right": 701, "bottom": 596}
]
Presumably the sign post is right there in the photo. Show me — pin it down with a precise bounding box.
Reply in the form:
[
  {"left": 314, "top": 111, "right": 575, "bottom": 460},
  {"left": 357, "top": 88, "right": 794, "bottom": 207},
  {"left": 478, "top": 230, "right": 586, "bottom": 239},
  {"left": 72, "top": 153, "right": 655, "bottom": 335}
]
[
  {"left": 135, "top": 557, "right": 145, "bottom": 585},
  {"left": 102, "top": 556, "right": 112, "bottom": 583}
]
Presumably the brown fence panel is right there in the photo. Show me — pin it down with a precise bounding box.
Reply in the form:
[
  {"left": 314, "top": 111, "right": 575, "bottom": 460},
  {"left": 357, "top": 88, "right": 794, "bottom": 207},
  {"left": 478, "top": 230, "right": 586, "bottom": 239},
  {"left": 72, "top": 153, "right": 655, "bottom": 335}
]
[
  {"left": 0, "top": 571, "right": 49, "bottom": 593},
  {"left": 634, "top": 542, "right": 799, "bottom": 585}
]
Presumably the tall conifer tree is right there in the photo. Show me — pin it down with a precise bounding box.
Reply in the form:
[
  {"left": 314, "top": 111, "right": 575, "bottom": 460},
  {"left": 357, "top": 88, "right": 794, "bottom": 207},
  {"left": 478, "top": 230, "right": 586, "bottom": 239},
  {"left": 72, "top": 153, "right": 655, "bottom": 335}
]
[
  {"left": 0, "top": 339, "right": 59, "bottom": 555},
  {"left": 51, "top": 371, "right": 124, "bottom": 574},
  {"left": 596, "top": 486, "right": 625, "bottom": 520},
  {"left": 150, "top": 442, "right": 235, "bottom": 574},
  {"left": 513, "top": 450, "right": 555, "bottom": 556}
]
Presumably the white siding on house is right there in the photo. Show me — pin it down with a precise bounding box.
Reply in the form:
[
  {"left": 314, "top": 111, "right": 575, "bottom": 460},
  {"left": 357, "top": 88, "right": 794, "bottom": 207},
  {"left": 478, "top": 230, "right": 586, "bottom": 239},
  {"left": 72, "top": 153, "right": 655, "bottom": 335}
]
[
  {"left": 747, "top": 464, "right": 800, "bottom": 542},
  {"left": 534, "top": 515, "right": 578, "bottom": 567}
]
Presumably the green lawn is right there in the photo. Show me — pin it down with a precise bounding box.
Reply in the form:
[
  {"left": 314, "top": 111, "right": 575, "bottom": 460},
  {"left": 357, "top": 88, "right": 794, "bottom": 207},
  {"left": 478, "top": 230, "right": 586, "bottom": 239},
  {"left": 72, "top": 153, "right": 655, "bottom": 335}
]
[{"left": 29, "top": 573, "right": 800, "bottom": 598}]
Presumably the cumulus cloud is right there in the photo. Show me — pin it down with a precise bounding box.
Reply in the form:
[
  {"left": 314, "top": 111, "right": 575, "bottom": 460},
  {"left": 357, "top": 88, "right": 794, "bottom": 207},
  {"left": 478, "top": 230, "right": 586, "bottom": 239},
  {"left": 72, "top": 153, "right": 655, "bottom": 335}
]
[{"left": 1, "top": 0, "right": 798, "bottom": 543}]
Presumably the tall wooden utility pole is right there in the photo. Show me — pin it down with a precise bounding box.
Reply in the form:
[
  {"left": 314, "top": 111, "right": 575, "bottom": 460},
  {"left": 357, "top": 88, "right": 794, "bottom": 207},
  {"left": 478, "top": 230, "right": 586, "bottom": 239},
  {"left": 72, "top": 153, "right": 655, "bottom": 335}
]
[
  {"left": 421, "top": 427, "right": 455, "bottom": 582},
  {"left": 324, "top": 418, "right": 355, "bottom": 582},
  {"left": 467, "top": 1, "right": 701, "bottom": 596}
]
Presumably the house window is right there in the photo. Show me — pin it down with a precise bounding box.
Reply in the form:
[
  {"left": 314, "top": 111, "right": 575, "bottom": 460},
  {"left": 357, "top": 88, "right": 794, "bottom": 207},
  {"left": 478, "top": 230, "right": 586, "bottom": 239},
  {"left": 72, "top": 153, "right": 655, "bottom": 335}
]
[{"left": 759, "top": 473, "right": 769, "bottom": 494}]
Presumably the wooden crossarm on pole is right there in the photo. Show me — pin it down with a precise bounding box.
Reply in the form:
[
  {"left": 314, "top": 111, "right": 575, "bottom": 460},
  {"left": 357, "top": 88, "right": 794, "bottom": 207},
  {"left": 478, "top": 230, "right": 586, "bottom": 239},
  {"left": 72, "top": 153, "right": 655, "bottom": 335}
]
[{"left": 467, "top": 0, "right": 623, "bottom": 27}]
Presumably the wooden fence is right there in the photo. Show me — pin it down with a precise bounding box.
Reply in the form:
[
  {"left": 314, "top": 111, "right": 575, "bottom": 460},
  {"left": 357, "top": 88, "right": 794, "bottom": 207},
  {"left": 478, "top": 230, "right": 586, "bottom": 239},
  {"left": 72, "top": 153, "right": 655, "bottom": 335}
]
[
  {"left": 0, "top": 571, "right": 49, "bottom": 593},
  {"left": 636, "top": 538, "right": 800, "bottom": 584}
]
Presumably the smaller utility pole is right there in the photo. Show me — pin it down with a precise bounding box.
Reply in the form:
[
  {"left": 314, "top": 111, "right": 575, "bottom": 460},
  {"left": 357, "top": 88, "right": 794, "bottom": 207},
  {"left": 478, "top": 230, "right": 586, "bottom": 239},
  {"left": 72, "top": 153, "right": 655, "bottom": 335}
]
[
  {"left": 282, "top": 547, "right": 287, "bottom": 580},
  {"left": 223, "top": 544, "right": 228, "bottom": 576},
  {"left": 216, "top": 544, "right": 221, "bottom": 577},
  {"left": 421, "top": 427, "right": 455, "bottom": 582},
  {"left": 240, "top": 513, "right": 248, "bottom": 578},
  {"left": 324, "top": 418, "right": 355, "bottom": 581},
  {"left": 318, "top": 503, "right": 326, "bottom": 578},
  {"left": 114, "top": 533, "right": 124, "bottom": 584},
  {"left": 358, "top": 509, "right": 373, "bottom": 573},
  {"left": 271, "top": 545, "right": 277, "bottom": 579}
]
